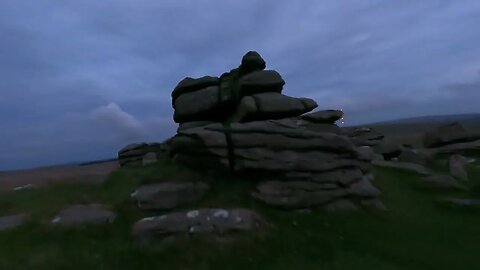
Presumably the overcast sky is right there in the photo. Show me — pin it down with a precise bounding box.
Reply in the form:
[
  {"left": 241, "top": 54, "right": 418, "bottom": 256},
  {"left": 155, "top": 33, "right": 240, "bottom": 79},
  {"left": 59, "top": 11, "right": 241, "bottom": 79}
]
[{"left": 1, "top": 0, "right": 480, "bottom": 171}]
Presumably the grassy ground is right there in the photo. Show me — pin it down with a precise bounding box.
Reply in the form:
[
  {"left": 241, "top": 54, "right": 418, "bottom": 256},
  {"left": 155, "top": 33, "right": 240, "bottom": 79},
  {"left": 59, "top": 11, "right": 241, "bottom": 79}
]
[{"left": 1, "top": 156, "right": 480, "bottom": 270}]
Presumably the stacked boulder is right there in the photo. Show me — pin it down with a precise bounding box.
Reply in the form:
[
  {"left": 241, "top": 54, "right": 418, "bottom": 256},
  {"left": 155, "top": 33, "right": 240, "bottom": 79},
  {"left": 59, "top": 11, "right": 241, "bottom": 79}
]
[
  {"left": 172, "top": 51, "right": 316, "bottom": 128},
  {"left": 169, "top": 51, "right": 383, "bottom": 211},
  {"left": 118, "top": 142, "right": 168, "bottom": 167}
]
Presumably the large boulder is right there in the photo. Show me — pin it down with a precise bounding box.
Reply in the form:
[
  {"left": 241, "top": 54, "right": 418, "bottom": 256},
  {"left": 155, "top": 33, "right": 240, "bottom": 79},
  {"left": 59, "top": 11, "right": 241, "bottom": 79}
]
[
  {"left": 252, "top": 175, "right": 379, "bottom": 209},
  {"left": 171, "top": 76, "right": 220, "bottom": 102},
  {"left": 173, "top": 86, "right": 224, "bottom": 123},
  {"left": 132, "top": 208, "right": 268, "bottom": 242},
  {"left": 253, "top": 181, "right": 348, "bottom": 209},
  {"left": 239, "top": 51, "right": 266, "bottom": 74},
  {"left": 131, "top": 182, "right": 209, "bottom": 210},
  {"left": 118, "top": 143, "right": 149, "bottom": 166},
  {"left": 170, "top": 119, "right": 373, "bottom": 176},
  {"left": 118, "top": 142, "right": 168, "bottom": 167},
  {"left": 301, "top": 110, "right": 344, "bottom": 124},
  {"left": 174, "top": 120, "right": 358, "bottom": 154},
  {"left": 423, "top": 122, "right": 472, "bottom": 148},
  {"left": 51, "top": 204, "right": 116, "bottom": 226},
  {"left": 231, "top": 93, "right": 317, "bottom": 122},
  {"left": 239, "top": 70, "right": 285, "bottom": 95},
  {"left": 373, "top": 140, "right": 402, "bottom": 160}
]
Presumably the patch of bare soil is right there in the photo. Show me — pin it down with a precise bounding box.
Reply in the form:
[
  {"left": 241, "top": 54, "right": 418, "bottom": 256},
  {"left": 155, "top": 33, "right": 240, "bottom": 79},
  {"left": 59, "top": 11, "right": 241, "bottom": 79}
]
[{"left": 0, "top": 161, "right": 119, "bottom": 193}]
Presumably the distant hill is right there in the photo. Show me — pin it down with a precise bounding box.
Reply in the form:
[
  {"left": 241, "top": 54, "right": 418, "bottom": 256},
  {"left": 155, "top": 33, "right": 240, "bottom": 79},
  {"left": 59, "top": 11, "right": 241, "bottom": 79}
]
[
  {"left": 367, "top": 113, "right": 480, "bottom": 126},
  {"left": 40, "top": 157, "right": 117, "bottom": 168},
  {"left": 78, "top": 158, "right": 118, "bottom": 166},
  {"left": 356, "top": 113, "right": 480, "bottom": 147}
]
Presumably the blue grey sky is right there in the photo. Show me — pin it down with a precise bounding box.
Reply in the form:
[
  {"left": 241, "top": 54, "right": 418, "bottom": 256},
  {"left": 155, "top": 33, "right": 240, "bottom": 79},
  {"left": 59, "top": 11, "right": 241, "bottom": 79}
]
[{"left": 1, "top": 0, "right": 480, "bottom": 170}]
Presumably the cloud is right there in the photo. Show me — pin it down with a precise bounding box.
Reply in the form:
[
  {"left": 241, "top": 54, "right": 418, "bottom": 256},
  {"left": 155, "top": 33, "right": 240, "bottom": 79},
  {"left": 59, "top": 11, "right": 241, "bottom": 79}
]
[
  {"left": 1, "top": 0, "right": 480, "bottom": 170},
  {"left": 443, "top": 74, "right": 480, "bottom": 96},
  {"left": 90, "top": 102, "right": 145, "bottom": 139}
]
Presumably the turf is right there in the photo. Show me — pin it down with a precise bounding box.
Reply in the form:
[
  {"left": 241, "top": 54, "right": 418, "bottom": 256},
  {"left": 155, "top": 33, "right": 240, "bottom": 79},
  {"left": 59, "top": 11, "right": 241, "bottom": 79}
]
[{"left": 1, "top": 156, "right": 480, "bottom": 270}]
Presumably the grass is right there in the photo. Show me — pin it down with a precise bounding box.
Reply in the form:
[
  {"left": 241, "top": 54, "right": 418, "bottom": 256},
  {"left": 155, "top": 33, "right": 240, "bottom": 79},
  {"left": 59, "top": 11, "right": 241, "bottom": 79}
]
[{"left": 1, "top": 155, "right": 480, "bottom": 270}]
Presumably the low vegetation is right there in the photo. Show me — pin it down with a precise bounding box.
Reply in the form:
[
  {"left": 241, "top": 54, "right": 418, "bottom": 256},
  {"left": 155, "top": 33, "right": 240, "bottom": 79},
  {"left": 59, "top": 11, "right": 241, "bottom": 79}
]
[{"left": 1, "top": 155, "right": 479, "bottom": 270}]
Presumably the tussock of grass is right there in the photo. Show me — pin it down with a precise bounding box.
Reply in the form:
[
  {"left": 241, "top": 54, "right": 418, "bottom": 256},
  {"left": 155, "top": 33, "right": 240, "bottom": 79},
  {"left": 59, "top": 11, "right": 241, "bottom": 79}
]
[{"left": 1, "top": 155, "right": 480, "bottom": 270}]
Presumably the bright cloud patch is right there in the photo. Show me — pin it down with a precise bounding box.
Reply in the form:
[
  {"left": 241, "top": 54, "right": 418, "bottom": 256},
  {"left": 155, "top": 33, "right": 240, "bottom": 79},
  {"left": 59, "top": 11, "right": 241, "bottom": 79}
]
[{"left": 91, "top": 102, "right": 145, "bottom": 139}]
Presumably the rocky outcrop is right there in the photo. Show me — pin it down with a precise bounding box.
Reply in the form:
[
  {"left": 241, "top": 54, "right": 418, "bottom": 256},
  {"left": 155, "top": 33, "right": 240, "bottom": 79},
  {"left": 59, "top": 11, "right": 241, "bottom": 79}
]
[
  {"left": 118, "top": 142, "right": 168, "bottom": 167},
  {"left": 170, "top": 120, "right": 372, "bottom": 173},
  {"left": 131, "top": 182, "right": 209, "bottom": 210},
  {"left": 230, "top": 93, "right": 317, "bottom": 122},
  {"left": 132, "top": 208, "right": 268, "bottom": 242},
  {"left": 423, "top": 122, "right": 478, "bottom": 148},
  {"left": 252, "top": 174, "right": 382, "bottom": 210},
  {"left": 168, "top": 51, "right": 381, "bottom": 211},
  {"left": 51, "top": 204, "right": 115, "bottom": 226}
]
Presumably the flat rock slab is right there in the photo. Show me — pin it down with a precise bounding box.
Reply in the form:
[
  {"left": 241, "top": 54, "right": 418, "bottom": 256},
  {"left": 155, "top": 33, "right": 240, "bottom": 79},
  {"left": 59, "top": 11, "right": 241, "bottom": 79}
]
[
  {"left": 301, "top": 110, "right": 343, "bottom": 123},
  {"left": 172, "top": 76, "right": 220, "bottom": 101},
  {"left": 12, "top": 183, "right": 36, "bottom": 191},
  {"left": 132, "top": 208, "right": 268, "bottom": 242},
  {"left": 372, "top": 160, "right": 432, "bottom": 176},
  {"left": 51, "top": 204, "right": 115, "bottom": 226},
  {"left": 131, "top": 182, "right": 209, "bottom": 210},
  {"left": 0, "top": 213, "right": 29, "bottom": 231}
]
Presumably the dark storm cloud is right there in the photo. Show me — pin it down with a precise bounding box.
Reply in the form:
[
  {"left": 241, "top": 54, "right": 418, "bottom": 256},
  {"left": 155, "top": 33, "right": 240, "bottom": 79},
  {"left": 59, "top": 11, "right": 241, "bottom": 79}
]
[{"left": 1, "top": 0, "right": 480, "bottom": 170}]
